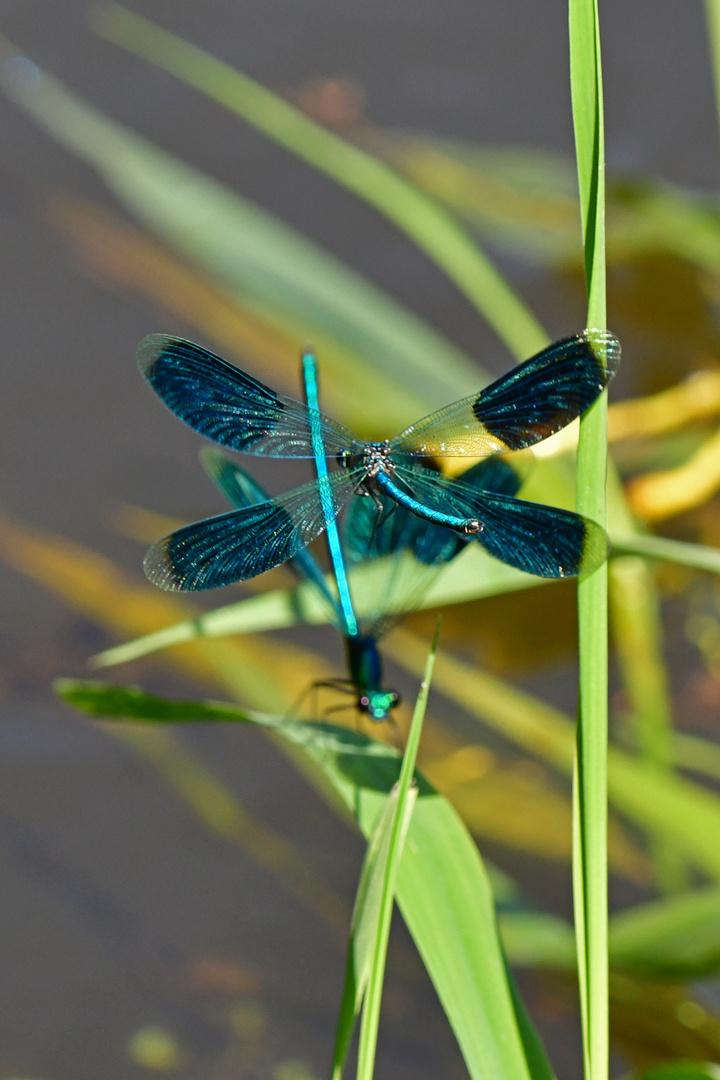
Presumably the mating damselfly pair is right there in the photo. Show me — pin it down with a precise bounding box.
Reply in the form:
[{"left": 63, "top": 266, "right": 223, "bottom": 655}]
[{"left": 136, "top": 330, "right": 619, "bottom": 721}]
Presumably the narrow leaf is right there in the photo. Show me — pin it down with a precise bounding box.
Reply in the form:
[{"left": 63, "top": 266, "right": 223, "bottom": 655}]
[
  {"left": 569, "top": 1, "right": 609, "bottom": 1077},
  {"left": 356, "top": 625, "right": 436, "bottom": 1080},
  {"left": 93, "top": 3, "right": 547, "bottom": 360}
]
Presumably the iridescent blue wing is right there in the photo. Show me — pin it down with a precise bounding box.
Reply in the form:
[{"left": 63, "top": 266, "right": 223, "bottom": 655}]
[
  {"left": 144, "top": 467, "right": 363, "bottom": 591},
  {"left": 345, "top": 455, "right": 526, "bottom": 567},
  {"left": 389, "top": 330, "right": 620, "bottom": 458},
  {"left": 393, "top": 462, "right": 608, "bottom": 578},
  {"left": 138, "top": 336, "right": 360, "bottom": 458},
  {"left": 199, "top": 448, "right": 342, "bottom": 619}
]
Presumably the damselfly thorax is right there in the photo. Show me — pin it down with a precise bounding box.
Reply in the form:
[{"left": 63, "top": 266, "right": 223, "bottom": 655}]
[{"left": 338, "top": 440, "right": 483, "bottom": 535}]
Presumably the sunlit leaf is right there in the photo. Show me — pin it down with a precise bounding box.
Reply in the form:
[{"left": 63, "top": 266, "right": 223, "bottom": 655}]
[{"left": 57, "top": 678, "right": 551, "bottom": 1080}]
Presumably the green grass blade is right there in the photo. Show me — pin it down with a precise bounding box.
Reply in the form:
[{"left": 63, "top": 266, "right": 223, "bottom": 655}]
[
  {"left": 93, "top": 3, "right": 547, "bottom": 360},
  {"left": 610, "top": 533, "right": 720, "bottom": 574},
  {"left": 569, "top": 0, "right": 609, "bottom": 1076},
  {"left": 0, "top": 42, "right": 483, "bottom": 431},
  {"left": 58, "top": 674, "right": 548, "bottom": 1080},
  {"left": 55, "top": 677, "right": 263, "bottom": 722},
  {"left": 355, "top": 625, "right": 436, "bottom": 1080},
  {"left": 90, "top": 527, "right": 720, "bottom": 671},
  {"left": 330, "top": 787, "right": 411, "bottom": 1080},
  {"left": 91, "top": 547, "right": 538, "bottom": 669}
]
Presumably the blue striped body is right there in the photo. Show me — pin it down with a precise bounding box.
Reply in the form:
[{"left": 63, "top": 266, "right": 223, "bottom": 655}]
[{"left": 374, "top": 468, "right": 479, "bottom": 532}]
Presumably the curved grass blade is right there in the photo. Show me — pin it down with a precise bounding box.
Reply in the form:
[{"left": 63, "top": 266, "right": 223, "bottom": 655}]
[
  {"left": 0, "top": 41, "right": 481, "bottom": 427},
  {"left": 92, "top": 2, "right": 548, "bottom": 361},
  {"left": 90, "top": 541, "right": 538, "bottom": 669},
  {"left": 57, "top": 676, "right": 551, "bottom": 1080},
  {"left": 92, "top": 519, "right": 720, "bottom": 670}
]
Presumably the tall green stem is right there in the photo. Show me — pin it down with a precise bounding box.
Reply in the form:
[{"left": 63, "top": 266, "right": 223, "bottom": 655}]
[{"left": 569, "top": 2, "right": 609, "bottom": 1078}]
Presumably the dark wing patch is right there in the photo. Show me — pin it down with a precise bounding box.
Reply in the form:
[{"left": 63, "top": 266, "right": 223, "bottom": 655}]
[
  {"left": 199, "top": 447, "right": 340, "bottom": 615},
  {"left": 138, "top": 335, "right": 358, "bottom": 458},
  {"left": 144, "top": 469, "right": 361, "bottom": 591},
  {"left": 392, "top": 462, "right": 608, "bottom": 578},
  {"left": 390, "top": 330, "right": 620, "bottom": 457}
]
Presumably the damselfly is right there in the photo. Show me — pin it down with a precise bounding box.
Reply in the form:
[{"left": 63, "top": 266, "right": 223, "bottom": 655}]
[{"left": 138, "top": 331, "right": 619, "bottom": 591}]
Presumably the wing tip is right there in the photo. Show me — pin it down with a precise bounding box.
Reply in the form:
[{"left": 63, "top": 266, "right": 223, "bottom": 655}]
[
  {"left": 143, "top": 538, "right": 186, "bottom": 592},
  {"left": 583, "top": 328, "right": 621, "bottom": 380},
  {"left": 577, "top": 519, "right": 611, "bottom": 577},
  {"left": 136, "top": 334, "right": 177, "bottom": 379}
]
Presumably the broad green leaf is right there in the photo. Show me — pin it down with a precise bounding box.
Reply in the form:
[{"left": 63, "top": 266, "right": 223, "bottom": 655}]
[{"left": 57, "top": 678, "right": 551, "bottom": 1080}]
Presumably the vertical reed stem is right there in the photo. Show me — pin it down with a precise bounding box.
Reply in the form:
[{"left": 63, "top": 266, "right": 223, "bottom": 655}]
[{"left": 569, "top": 1, "right": 609, "bottom": 1077}]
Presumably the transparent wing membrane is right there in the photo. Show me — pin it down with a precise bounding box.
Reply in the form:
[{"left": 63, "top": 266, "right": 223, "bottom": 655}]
[
  {"left": 144, "top": 468, "right": 362, "bottom": 591},
  {"left": 390, "top": 330, "right": 620, "bottom": 457},
  {"left": 199, "top": 448, "right": 340, "bottom": 616}
]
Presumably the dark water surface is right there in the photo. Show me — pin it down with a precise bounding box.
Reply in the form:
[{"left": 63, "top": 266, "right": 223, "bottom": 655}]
[{"left": 0, "top": 1, "right": 718, "bottom": 1076}]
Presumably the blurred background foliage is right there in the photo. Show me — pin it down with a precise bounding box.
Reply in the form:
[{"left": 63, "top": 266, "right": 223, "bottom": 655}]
[{"left": 6, "top": 2, "right": 720, "bottom": 1078}]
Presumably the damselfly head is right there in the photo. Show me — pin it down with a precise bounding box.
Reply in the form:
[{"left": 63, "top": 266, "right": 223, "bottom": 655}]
[{"left": 360, "top": 689, "right": 401, "bottom": 722}]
